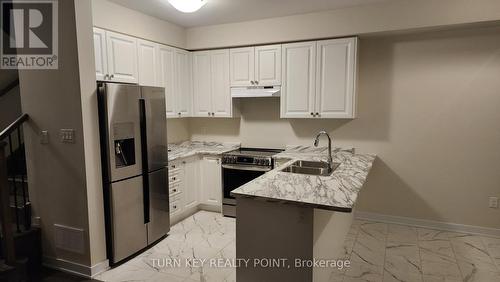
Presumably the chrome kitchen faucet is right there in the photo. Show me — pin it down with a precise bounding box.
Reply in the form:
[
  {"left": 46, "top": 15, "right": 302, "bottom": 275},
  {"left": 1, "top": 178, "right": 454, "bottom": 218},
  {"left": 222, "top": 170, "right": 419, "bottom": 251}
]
[{"left": 314, "top": 130, "right": 334, "bottom": 173}]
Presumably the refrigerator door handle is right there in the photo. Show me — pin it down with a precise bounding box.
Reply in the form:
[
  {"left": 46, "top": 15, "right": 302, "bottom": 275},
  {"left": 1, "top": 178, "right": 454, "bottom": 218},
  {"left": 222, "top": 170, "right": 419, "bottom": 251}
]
[{"left": 139, "top": 98, "right": 150, "bottom": 224}]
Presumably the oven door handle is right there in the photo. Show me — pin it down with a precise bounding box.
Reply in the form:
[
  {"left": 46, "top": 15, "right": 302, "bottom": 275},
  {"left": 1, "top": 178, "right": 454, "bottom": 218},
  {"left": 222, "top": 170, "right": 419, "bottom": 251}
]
[{"left": 222, "top": 164, "right": 272, "bottom": 172}]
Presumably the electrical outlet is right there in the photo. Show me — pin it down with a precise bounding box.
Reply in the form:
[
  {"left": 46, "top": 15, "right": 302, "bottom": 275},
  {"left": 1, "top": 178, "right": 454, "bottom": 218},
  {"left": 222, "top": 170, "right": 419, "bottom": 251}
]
[
  {"left": 60, "top": 129, "right": 75, "bottom": 143},
  {"left": 489, "top": 197, "right": 498, "bottom": 209},
  {"left": 40, "top": 130, "right": 49, "bottom": 144}
]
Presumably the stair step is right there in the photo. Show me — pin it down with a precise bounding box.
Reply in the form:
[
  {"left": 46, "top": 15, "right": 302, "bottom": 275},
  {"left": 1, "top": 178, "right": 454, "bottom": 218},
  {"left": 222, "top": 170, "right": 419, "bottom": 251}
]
[
  {"left": 9, "top": 196, "right": 30, "bottom": 209},
  {"left": 7, "top": 177, "right": 28, "bottom": 184},
  {"left": 0, "top": 260, "right": 15, "bottom": 273}
]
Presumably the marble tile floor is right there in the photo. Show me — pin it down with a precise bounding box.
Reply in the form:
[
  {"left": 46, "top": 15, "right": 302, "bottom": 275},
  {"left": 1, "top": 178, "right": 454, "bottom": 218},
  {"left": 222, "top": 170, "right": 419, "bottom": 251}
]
[{"left": 95, "top": 211, "right": 500, "bottom": 282}]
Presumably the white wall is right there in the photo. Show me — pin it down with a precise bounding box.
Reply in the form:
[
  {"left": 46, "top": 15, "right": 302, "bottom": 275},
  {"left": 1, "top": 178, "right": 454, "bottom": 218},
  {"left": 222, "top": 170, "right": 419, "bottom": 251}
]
[
  {"left": 0, "top": 86, "right": 22, "bottom": 131},
  {"left": 167, "top": 119, "right": 190, "bottom": 144},
  {"left": 91, "top": 0, "right": 186, "bottom": 48},
  {"left": 18, "top": 0, "right": 105, "bottom": 270},
  {"left": 189, "top": 26, "right": 500, "bottom": 229},
  {"left": 186, "top": 0, "right": 500, "bottom": 49},
  {"left": 75, "top": 0, "right": 107, "bottom": 267}
]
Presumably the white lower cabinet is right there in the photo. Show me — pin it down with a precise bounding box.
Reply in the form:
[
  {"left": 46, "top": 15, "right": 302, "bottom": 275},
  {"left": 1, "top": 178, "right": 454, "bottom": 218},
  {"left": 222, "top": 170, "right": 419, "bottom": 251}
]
[
  {"left": 199, "top": 156, "right": 222, "bottom": 206},
  {"left": 183, "top": 156, "right": 199, "bottom": 209},
  {"left": 168, "top": 155, "right": 221, "bottom": 225}
]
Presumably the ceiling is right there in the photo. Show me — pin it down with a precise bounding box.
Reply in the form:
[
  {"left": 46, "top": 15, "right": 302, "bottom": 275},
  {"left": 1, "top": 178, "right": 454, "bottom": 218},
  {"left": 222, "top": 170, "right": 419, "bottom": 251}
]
[{"left": 108, "top": 0, "right": 393, "bottom": 28}]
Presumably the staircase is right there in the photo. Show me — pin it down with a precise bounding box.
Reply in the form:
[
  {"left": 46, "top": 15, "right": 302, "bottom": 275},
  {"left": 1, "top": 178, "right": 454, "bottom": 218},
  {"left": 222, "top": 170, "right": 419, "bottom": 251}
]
[{"left": 0, "top": 114, "right": 42, "bottom": 281}]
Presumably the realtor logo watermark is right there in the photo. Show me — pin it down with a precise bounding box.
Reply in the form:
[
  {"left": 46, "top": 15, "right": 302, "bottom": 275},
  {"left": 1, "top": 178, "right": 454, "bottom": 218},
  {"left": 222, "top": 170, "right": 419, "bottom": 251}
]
[{"left": 1, "top": 0, "right": 58, "bottom": 69}]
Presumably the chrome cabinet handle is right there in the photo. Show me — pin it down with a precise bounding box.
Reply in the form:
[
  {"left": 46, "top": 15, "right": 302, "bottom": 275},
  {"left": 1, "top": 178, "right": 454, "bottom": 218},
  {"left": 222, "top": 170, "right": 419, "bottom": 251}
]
[
  {"left": 250, "top": 81, "right": 255, "bottom": 85},
  {"left": 110, "top": 74, "right": 114, "bottom": 79},
  {"left": 254, "top": 80, "right": 258, "bottom": 85},
  {"left": 104, "top": 74, "right": 109, "bottom": 80},
  {"left": 208, "top": 112, "right": 210, "bottom": 116}
]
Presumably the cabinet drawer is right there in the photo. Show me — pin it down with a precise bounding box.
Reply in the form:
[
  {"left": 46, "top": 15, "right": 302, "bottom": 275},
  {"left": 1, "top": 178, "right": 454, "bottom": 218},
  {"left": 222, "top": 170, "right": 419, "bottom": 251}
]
[
  {"left": 169, "top": 182, "right": 182, "bottom": 196},
  {"left": 170, "top": 198, "right": 181, "bottom": 215},
  {"left": 168, "top": 173, "right": 181, "bottom": 184},
  {"left": 168, "top": 163, "right": 181, "bottom": 170}
]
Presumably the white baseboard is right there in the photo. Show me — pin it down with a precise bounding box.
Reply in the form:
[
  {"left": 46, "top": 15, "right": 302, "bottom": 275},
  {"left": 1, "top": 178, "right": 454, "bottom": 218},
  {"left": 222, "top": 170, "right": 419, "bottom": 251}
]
[
  {"left": 354, "top": 211, "right": 500, "bottom": 237},
  {"left": 43, "top": 256, "right": 109, "bottom": 278}
]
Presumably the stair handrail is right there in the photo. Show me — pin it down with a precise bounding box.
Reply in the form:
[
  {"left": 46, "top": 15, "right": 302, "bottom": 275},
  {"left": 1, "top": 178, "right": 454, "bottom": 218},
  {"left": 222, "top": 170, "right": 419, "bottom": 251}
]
[{"left": 0, "top": 113, "right": 29, "bottom": 141}]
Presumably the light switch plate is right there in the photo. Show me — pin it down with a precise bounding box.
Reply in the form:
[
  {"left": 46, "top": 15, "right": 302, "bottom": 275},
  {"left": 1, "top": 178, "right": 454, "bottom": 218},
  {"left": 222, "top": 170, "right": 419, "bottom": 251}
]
[
  {"left": 40, "top": 130, "right": 49, "bottom": 144},
  {"left": 489, "top": 197, "right": 498, "bottom": 209},
  {"left": 60, "top": 129, "right": 75, "bottom": 143}
]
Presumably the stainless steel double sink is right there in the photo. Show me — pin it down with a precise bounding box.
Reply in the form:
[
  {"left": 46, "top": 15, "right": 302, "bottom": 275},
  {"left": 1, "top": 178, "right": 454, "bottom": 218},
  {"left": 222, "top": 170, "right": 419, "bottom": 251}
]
[{"left": 281, "top": 160, "right": 340, "bottom": 176}]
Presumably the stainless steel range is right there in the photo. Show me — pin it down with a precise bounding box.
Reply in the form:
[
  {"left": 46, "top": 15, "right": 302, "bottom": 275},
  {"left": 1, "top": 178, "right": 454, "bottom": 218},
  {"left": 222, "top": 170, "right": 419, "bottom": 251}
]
[{"left": 222, "top": 148, "right": 283, "bottom": 217}]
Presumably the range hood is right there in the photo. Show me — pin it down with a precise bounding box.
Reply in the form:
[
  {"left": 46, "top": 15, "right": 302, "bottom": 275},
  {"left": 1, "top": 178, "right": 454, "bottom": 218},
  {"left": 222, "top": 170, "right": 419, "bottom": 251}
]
[{"left": 231, "top": 86, "right": 281, "bottom": 98}]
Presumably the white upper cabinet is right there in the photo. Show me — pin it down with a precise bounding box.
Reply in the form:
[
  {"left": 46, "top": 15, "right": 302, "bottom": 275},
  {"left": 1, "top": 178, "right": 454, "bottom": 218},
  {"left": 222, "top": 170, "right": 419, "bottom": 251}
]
[
  {"left": 281, "top": 41, "right": 317, "bottom": 118},
  {"left": 93, "top": 28, "right": 108, "bottom": 81},
  {"left": 193, "top": 50, "right": 234, "bottom": 118},
  {"left": 255, "top": 45, "right": 281, "bottom": 86},
  {"left": 106, "top": 31, "right": 138, "bottom": 84},
  {"left": 281, "top": 37, "right": 358, "bottom": 119},
  {"left": 159, "top": 46, "right": 192, "bottom": 118},
  {"left": 230, "top": 47, "right": 254, "bottom": 86},
  {"left": 210, "top": 49, "right": 231, "bottom": 117},
  {"left": 137, "top": 39, "right": 159, "bottom": 87},
  {"left": 230, "top": 45, "right": 281, "bottom": 87},
  {"left": 192, "top": 51, "right": 212, "bottom": 117},
  {"left": 315, "top": 38, "right": 357, "bottom": 118},
  {"left": 159, "top": 45, "right": 176, "bottom": 117},
  {"left": 92, "top": 27, "right": 357, "bottom": 119},
  {"left": 175, "top": 49, "right": 192, "bottom": 117}
]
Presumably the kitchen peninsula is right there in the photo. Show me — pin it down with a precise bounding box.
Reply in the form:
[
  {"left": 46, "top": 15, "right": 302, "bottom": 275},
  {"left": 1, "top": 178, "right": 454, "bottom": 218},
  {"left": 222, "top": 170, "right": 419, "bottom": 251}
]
[{"left": 231, "top": 147, "right": 376, "bottom": 282}]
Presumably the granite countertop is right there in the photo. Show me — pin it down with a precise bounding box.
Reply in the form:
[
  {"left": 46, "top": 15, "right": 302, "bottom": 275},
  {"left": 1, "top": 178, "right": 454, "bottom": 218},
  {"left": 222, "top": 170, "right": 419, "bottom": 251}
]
[
  {"left": 167, "top": 141, "right": 240, "bottom": 161},
  {"left": 231, "top": 145, "right": 376, "bottom": 212}
]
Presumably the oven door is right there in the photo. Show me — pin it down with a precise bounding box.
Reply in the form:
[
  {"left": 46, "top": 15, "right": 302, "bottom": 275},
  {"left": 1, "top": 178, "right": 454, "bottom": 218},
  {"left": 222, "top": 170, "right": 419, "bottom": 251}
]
[{"left": 222, "top": 164, "right": 270, "bottom": 204}]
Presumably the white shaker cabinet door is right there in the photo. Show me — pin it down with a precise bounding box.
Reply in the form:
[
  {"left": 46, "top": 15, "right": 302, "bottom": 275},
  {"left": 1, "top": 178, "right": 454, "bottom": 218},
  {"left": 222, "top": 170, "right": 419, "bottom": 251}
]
[
  {"left": 93, "top": 27, "right": 108, "bottom": 81},
  {"left": 137, "top": 39, "right": 159, "bottom": 87},
  {"left": 106, "top": 31, "right": 138, "bottom": 84},
  {"left": 315, "top": 38, "right": 357, "bottom": 118},
  {"left": 175, "top": 49, "right": 192, "bottom": 117},
  {"left": 159, "top": 45, "right": 176, "bottom": 117},
  {"left": 210, "top": 49, "right": 231, "bottom": 117},
  {"left": 255, "top": 44, "right": 281, "bottom": 86},
  {"left": 281, "top": 41, "right": 317, "bottom": 118},
  {"left": 230, "top": 47, "right": 254, "bottom": 87},
  {"left": 192, "top": 51, "right": 212, "bottom": 117},
  {"left": 199, "top": 156, "right": 222, "bottom": 206},
  {"left": 183, "top": 157, "right": 199, "bottom": 210}
]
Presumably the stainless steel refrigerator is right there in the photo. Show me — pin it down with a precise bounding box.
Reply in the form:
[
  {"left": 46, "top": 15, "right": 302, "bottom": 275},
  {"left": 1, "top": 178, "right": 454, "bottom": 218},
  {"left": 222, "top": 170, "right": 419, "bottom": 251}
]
[{"left": 97, "top": 82, "right": 169, "bottom": 265}]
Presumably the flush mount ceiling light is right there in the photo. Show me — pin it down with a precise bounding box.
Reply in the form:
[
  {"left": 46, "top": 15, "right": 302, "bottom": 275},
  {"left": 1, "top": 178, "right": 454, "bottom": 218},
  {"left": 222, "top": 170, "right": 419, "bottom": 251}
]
[{"left": 168, "top": 0, "right": 207, "bottom": 13}]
